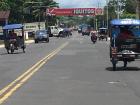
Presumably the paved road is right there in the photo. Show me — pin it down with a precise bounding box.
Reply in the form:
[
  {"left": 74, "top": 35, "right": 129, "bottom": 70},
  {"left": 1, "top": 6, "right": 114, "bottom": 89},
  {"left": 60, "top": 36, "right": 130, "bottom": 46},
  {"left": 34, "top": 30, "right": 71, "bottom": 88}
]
[{"left": 0, "top": 32, "right": 140, "bottom": 105}]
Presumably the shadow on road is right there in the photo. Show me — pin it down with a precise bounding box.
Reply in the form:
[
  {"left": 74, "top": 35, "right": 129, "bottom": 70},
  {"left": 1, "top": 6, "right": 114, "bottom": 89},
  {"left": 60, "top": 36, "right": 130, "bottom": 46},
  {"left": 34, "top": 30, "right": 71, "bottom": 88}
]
[
  {"left": 106, "top": 67, "right": 140, "bottom": 71},
  {"left": 0, "top": 51, "right": 25, "bottom": 55}
]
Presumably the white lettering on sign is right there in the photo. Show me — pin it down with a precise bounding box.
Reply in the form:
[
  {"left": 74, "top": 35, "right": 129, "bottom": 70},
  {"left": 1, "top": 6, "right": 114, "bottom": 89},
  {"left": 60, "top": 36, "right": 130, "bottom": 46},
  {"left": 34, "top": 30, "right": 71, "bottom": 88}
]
[
  {"left": 121, "top": 20, "right": 139, "bottom": 24},
  {"left": 73, "top": 9, "right": 95, "bottom": 15}
]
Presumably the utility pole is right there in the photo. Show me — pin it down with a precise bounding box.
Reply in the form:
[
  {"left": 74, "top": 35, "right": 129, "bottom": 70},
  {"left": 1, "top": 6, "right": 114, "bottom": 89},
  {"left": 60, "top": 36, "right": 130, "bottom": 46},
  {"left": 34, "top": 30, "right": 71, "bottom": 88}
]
[
  {"left": 115, "top": 0, "right": 125, "bottom": 19},
  {"left": 106, "top": 0, "right": 109, "bottom": 29},
  {"left": 117, "top": 0, "right": 120, "bottom": 19},
  {"left": 136, "top": 0, "right": 140, "bottom": 19}
]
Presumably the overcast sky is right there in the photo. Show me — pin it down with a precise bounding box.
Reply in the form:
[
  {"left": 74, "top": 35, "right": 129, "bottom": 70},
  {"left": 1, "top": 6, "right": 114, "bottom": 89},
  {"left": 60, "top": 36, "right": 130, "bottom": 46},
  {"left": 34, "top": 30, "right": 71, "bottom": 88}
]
[{"left": 54, "top": 0, "right": 106, "bottom": 8}]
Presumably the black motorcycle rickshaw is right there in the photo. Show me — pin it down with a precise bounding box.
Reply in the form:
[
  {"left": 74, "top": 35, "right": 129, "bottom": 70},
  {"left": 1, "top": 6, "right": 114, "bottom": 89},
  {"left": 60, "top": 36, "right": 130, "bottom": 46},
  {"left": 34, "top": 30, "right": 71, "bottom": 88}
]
[
  {"left": 110, "top": 19, "right": 140, "bottom": 70},
  {"left": 3, "top": 24, "right": 26, "bottom": 54},
  {"left": 98, "top": 27, "right": 108, "bottom": 41}
]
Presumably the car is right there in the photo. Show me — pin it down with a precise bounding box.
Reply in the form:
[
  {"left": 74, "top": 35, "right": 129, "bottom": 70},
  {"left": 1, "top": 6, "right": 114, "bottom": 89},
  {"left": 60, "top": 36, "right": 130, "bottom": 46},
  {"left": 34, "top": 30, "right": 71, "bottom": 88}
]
[
  {"left": 78, "top": 28, "right": 82, "bottom": 33},
  {"left": 81, "top": 26, "right": 91, "bottom": 36},
  {"left": 34, "top": 30, "right": 49, "bottom": 43}
]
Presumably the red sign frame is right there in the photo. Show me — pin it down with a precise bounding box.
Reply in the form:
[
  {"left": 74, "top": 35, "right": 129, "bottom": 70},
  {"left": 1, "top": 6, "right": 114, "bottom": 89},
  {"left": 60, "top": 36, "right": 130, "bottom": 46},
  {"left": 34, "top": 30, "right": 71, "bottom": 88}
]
[{"left": 46, "top": 8, "right": 103, "bottom": 16}]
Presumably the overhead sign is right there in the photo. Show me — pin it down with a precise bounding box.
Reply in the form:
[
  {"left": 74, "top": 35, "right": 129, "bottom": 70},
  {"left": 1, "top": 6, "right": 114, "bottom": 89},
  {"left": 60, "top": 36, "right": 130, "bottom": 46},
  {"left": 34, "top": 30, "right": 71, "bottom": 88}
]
[{"left": 46, "top": 8, "right": 103, "bottom": 16}]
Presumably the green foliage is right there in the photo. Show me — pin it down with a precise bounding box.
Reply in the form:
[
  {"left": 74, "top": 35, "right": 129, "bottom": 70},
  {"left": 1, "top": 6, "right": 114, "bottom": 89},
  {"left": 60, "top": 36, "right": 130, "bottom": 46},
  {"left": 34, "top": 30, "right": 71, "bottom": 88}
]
[
  {"left": 0, "top": 0, "right": 58, "bottom": 24},
  {"left": 106, "top": 0, "right": 136, "bottom": 19},
  {"left": 121, "top": 13, "right": 136, "bottom": 19},
  {"left": 0, "top": 0, "right": 10, "bottom": 10}
]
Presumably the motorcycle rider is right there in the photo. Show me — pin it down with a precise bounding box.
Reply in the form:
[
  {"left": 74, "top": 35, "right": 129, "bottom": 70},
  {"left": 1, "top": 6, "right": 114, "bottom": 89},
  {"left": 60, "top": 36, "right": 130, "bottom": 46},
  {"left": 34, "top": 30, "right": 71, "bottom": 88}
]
[
  {"left": 90, "top": 30, "right": 97, "bottom": 43},
  {"left": 9, "top": 30, "right": 18, "bottom": 49},
  {"left": 117, "top": 26, "right": 134, "bottom": 40}
]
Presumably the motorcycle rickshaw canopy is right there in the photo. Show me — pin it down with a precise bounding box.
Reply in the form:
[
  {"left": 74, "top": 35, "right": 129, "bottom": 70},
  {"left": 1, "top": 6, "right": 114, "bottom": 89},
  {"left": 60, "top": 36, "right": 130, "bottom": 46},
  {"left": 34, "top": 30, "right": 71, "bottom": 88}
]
[
  {"left": 3, "top": 24, "right": 23, "bottom": 30},
  {"left": 110, "top": 19, "right": 140, "bottom": 70},
  {"left": 111, "top": 19, "right": 140, "bottom": 26}
]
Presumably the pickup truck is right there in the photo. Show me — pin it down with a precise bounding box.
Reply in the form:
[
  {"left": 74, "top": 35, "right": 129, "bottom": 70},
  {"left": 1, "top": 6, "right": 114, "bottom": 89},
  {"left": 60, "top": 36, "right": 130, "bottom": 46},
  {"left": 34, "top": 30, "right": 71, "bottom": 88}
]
[{"left": 47, "top": 26, "right": 63, "bottom": 37}]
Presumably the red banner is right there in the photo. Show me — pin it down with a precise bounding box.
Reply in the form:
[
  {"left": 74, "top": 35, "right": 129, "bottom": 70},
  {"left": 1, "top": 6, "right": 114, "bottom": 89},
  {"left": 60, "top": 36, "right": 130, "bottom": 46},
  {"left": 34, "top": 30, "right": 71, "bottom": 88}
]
[{"left": 46, "top": 8, "right": 103, "bottom": 16}]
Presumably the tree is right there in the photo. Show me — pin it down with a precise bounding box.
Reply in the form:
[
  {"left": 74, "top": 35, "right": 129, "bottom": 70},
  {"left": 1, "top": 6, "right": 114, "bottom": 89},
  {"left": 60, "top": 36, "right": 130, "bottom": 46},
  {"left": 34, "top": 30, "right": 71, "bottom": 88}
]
[
  {"left": 0, "top": 0, "right": 10, "bottom": 10},
  {"left": 104, "top": 0, "right": 136, "bottom": 20},
  {"left": 30, "top": 0, "right": 59, "bottom": 24},
  {"left": 0, "top": 0, "right": 59, "bottom": 23}
]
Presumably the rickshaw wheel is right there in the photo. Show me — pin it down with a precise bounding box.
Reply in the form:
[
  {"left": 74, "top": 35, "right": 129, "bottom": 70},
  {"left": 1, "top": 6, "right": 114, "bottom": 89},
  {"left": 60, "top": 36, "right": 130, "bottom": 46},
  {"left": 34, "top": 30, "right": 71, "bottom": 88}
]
[
  {"left": 123, "top": 61, "right": 127, "bottom": 68},
  {"left": 7, "top": 50, "right": 10, "bottom": 54},
  {"left": 46, "top": 38, "right": 49, "bottom": 43},
  {"left": 113, "top": 63, "right": 116, "bottom": 70},
  {"left": 23, "top": 50, "right": 25, "bottom": 53},
  {"left": 106, "top": 37, "right": 108, "bottom": 41},
  {"left": 23, "top": 48, "right": 25, "bottom": 53},
  {"left": 11, "top": 49, "right": 14, "bottom": 54},
  {"left": 112, "top": 59, "right": 117, "bottom": 71},
  {"left": 22, "top": 46, "right": 25, "bottom": 53}
]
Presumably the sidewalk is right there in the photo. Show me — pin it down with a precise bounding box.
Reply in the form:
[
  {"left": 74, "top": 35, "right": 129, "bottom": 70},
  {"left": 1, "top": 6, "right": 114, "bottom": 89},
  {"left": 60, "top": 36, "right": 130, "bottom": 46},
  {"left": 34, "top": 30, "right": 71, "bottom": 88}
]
[{"left": 0, "top": 40, "right": 34, "bottom": 48}]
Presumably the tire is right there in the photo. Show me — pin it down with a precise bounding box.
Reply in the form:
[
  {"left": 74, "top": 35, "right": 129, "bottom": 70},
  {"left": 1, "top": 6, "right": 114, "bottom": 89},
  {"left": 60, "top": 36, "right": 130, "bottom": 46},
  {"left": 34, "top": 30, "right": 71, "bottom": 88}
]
[
  {"left": 46, "top": 38, "right": 49, "bottom": 43},
  {"left": 22, "top": 47, "right": 25, "bottom": 53},
  {"left": 124, "top": 61, "right": 127, "bottom": 68},
  {"left": 35, "top": 39, "right": 38, "bottom": 43},
  {"left": 112, "top": 59, "right": 117, "bottom": 71},
  {"left": 7, "top": 49, "right": 9, "bottom": 54},
  {"left": 10, "top": 44, "right": 14, "bottom": 54},
  {"left": 11, "top": 49, "right": 14, "bottom": 54},
  {"left": 49, "top": 34, "right": 53, "bottom": 37}
]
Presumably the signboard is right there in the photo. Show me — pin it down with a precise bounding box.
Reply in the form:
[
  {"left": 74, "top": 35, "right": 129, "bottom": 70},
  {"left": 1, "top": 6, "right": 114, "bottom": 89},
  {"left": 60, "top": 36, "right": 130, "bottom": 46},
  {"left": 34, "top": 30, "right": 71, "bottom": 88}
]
[{"left": 47, "top": 8, "right": 103, "bottom": 16}]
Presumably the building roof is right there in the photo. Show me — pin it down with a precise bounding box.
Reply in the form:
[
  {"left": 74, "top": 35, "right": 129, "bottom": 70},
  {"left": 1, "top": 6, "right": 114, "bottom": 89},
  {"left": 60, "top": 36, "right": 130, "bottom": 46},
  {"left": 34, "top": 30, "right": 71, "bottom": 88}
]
[{"left": 0, "top": 11, "right": 10, "bottom": 21}]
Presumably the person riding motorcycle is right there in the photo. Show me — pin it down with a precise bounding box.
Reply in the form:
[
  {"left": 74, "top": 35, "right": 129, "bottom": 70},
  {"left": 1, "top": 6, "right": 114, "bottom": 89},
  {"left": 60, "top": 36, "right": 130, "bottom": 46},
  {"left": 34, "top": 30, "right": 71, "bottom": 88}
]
[
  {"left": 90, "top": 31, "right": 97, "bottom": 43},
  {"left": 9, "top": 30, "right": 18, "bottom": 49},
  {"left": 117, "top": 27, "right": 134, "bottom": 40}
]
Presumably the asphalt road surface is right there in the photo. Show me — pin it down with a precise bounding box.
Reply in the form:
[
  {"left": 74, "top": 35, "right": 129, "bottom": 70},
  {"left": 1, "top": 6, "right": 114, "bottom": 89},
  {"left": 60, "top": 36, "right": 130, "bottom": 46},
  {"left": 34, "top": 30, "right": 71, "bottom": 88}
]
[{"left": 0, "top": 32, "right": 140, "bottom": 105}]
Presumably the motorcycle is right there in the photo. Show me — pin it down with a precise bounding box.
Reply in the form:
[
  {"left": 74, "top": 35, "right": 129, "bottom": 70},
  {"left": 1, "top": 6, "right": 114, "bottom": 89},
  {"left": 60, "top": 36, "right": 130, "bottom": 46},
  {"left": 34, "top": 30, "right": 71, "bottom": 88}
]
[
  {"left": 7, "top": 39, "right": 18, "bottom": 54},
  {"left": 91, "top": 33, "right": 97, "bottom": 43}
]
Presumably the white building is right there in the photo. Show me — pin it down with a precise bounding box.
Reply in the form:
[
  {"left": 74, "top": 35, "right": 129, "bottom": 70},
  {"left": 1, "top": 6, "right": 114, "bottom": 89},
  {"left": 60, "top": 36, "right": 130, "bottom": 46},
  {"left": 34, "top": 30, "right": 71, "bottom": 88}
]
[{"left": 23, "top": 22, "right": 46, "bottom": 39}]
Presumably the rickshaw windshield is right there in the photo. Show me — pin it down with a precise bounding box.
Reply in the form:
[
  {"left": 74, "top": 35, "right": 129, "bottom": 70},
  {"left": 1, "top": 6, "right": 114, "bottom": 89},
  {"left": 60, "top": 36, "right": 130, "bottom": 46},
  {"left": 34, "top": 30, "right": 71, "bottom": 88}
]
[
  {"left": 111, "top": 19, "right": 140, "bottom": 38},
  {"left": 111, "top": 25, "right": 140, "bottom": 38}
]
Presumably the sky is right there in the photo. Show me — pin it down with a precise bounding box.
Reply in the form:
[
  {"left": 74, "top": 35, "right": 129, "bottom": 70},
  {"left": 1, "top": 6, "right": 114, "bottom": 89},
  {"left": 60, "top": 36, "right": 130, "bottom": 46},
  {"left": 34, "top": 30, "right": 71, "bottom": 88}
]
[{"left": 54, "top": 0, "right": 106, "bottom": 8}]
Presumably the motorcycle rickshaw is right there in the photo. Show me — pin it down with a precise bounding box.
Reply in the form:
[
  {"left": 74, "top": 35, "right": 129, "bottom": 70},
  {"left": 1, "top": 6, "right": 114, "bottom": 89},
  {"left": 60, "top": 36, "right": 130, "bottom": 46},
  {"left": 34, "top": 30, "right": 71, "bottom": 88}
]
[
  {"left": 110, "top": 19, "right": 140, "bottom": 70},
  {"left": 98, "top": 27, "right": 108, "bottom": 41},
  {"left": 3, "top": 24, "right": 26, "bottom": 54}
]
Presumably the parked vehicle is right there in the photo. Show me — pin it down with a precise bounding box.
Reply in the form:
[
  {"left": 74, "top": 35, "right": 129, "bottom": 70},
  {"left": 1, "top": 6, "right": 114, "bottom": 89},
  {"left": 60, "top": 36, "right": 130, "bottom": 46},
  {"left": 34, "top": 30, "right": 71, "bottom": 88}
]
[
  {"left": 3, "top": 24, "right": 26, "bottom": 54},
  {"left": 98, "top": 27, "right": 108, "bottom": 41},
  {"left": 47, "top": 26, "right": 63, "bottom": 37},
  {"left": 34, "top": 30, "right": 49, "bottom": 43},
  {"left": 110, "top": 19, "right": 140, "bottom": 70}
]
